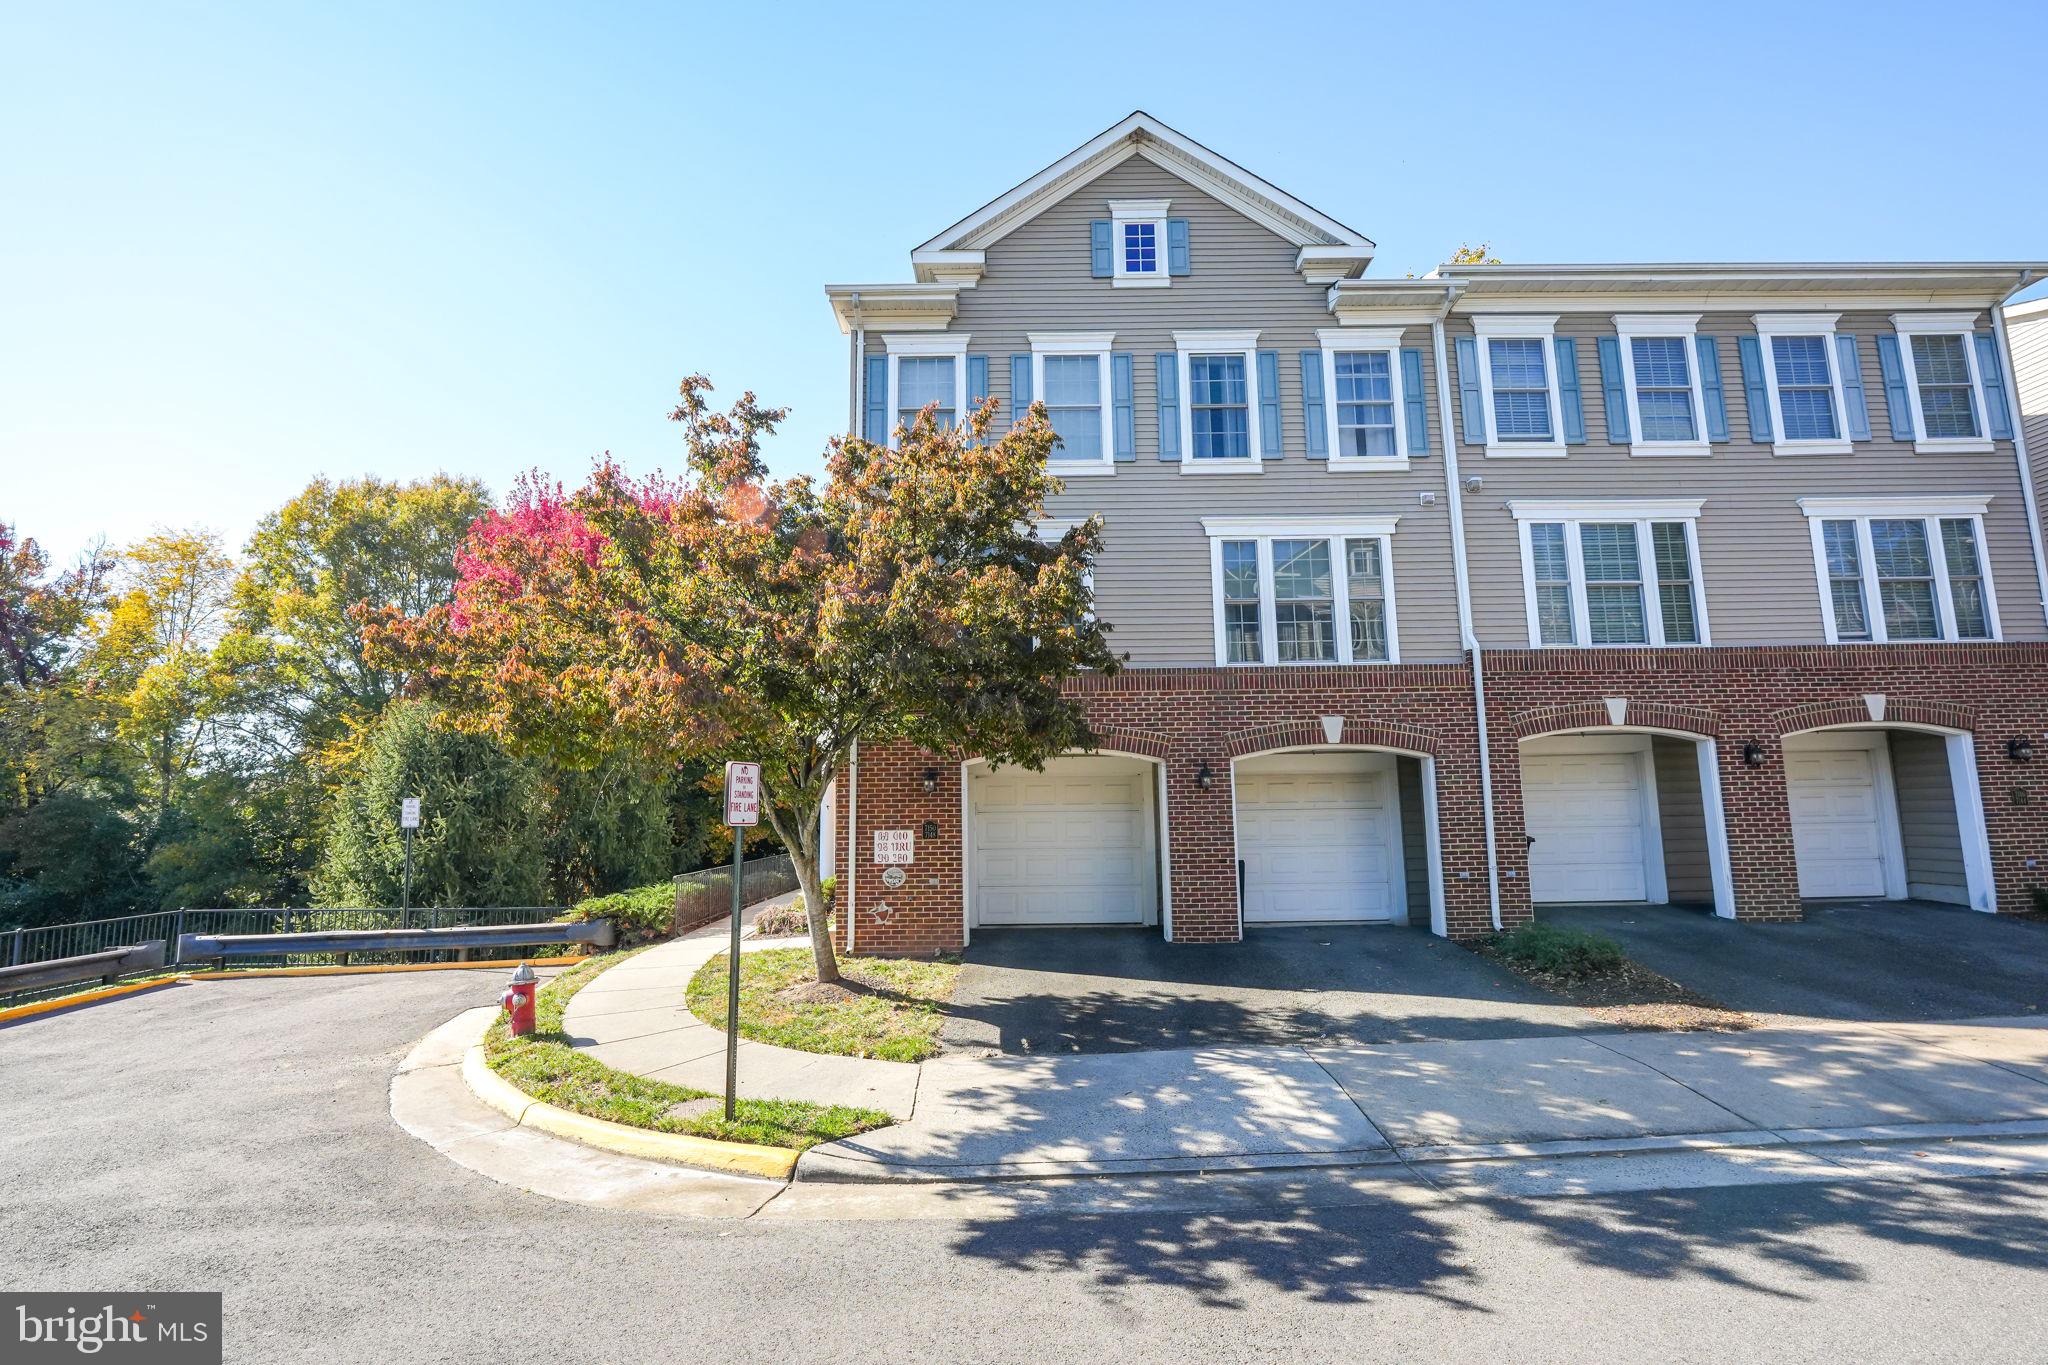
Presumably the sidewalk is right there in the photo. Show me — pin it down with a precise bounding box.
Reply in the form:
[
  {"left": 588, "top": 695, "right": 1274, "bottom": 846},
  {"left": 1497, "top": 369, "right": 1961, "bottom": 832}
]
[{"left": 563, "top": 906, "right": 2048, "bottom": 1184}]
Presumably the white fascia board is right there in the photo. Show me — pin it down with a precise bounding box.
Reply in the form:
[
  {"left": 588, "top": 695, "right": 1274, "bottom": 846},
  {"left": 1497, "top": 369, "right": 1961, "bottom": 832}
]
[
  {"left": 1890, "top": 310, "right": 1986, "bottom": 334},
  {"left": 882, "top": 333, "right": 969, "bottom": 355},
  {"left": 1613, "top": 313, "right": 1702, "bottom": 334},
  {"left": 1202, "top": 516, "right": 1401, "bottom": 538},
  {"left": 1796, "top": 495, "right": 1993, "bottom": 519},
  {"left": 914, "top": 111, "right": 1374, "bottom": 256},
  {"left": 1506, "top": 498, "right": 1705, "bottom": 522},
  {"left": 825, "top": 284, "right": 963, "bottom": 334},
  {"left": 909, "top": 250, "right": 987, "bottom": 285},
  {"left": 1318, "top": 326, "right": 1404, "bottom": 349}
]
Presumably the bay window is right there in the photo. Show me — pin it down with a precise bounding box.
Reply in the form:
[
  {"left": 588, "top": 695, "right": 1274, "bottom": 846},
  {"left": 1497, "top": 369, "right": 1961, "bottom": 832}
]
[{"left": 1204, "top": 518, "right": 1401, "bottom": 665}]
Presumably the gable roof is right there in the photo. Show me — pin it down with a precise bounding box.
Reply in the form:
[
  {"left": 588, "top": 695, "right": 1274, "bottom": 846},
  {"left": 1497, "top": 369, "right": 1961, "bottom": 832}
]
[{"left": 911, "top": 112, "right": 1373, "bottom": 272}]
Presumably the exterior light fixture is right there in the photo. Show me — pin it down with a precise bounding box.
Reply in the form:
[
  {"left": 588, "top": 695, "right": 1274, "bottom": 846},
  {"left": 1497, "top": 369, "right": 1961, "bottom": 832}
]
[
  {"left": 920, "top": 767, "right": 939, "bottom": 793},
  {"left": 1195, "top": 763, "right": 1215, "bottom": 790},
  {"left": 2009, "top": 737, "right": 2035, "bottom": 764},
  {"left": 1742, "top": 741, "right": 1767, "bottom": 768}
]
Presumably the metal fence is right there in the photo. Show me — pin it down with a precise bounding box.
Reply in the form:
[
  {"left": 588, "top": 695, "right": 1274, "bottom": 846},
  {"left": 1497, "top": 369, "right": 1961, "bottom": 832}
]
[{"left": 672, "top": 852, "right": 798, "bottom": 930}]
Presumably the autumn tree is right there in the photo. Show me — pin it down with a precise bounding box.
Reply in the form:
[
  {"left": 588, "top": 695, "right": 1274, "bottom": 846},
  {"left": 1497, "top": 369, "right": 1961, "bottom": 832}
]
[
  {"left": 1448, "top": 242, "right": 1502, "bottom": 265},
  {"left": 365, "top": 378, "right": 1120, "bottom": 982}
]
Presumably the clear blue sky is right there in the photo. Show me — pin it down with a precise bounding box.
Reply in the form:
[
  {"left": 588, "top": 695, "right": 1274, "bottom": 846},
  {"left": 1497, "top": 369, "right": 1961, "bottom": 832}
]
[{"left": 6, "top": 0, "right": 2044, "bottom": 567}]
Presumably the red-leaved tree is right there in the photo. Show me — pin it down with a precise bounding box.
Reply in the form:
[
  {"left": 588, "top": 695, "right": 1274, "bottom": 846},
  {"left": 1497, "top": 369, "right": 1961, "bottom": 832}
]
[{"left": 362, "top": 377, "right": 1119, "bottom": 982}]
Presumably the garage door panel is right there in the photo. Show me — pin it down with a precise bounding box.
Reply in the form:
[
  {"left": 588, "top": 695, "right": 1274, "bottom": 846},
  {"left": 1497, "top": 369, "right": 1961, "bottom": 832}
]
[
  {"left": 1525, "top": 749, "right": 1652, "bottom": 904},
  {"left": 1786, "top": 743, "right": 1891, "bottom": 898},
  {"left": 972, "top": 762, "right": 1154, "bottom": 927},
  {"left": 1239, "top": 768, "right": 1397, "bottom": 924}
]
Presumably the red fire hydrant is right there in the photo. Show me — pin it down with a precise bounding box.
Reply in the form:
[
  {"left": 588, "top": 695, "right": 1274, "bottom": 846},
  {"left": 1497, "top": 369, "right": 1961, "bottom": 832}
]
[{"left": 502, "top": 962, "right": 538, "bottom": 1037}]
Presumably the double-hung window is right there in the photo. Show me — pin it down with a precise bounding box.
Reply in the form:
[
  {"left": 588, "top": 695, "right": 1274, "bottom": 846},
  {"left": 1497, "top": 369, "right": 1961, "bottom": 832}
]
[
  {"left": 1108, "top": 198, "right": 1170, "bottom": 289},
  {"left": 1027, "top": 333, "right": 1115, "bottom": 472},
  {"left": 1204, "top": 519, "right": 1400, "bottom": 665},
  {"left": 1754, "top": 313, "right": 1850, "bottom": 455},
  {"left": 1892, "top": 313, "right": 1994, "bottom": 453},
  {"left": 1472, "top": 316, "right": 1564, "bottom": 457},
  {"left": 1799, "top": 497, "right": 1998, "bottom": 643},
  {"left": 882, "top": 335, "right": 968, "bottom": 447},
  {"left": 1510, "top": 501, "right": 1707, "bottom": 647},
  {"left": 1315, "top": 327, "right": 1410, "bottom": 468},
  {"left": 1615, "top": 314, "right": 1708, "bottom": 456},
  {"left": 1175, "top": 330, "right": 1263, "bottom": 470}
]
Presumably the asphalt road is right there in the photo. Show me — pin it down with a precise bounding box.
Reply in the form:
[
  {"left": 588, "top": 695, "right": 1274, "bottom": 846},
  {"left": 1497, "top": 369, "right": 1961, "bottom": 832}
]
[{"left": 6, "top": 972, "right": 2048, "bottom": 1364}]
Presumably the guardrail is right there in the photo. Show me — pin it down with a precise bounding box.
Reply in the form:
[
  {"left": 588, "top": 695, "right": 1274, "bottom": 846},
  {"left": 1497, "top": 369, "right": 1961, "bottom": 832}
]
[
  {"left": 3, "top": 906, "right": 564, "bottom": 973},
  {"left": 176, "top": 919, "right": 615, "bottom": 969},
  {"left": 0, "top": 942, "right": 167, "bottom": 996}
]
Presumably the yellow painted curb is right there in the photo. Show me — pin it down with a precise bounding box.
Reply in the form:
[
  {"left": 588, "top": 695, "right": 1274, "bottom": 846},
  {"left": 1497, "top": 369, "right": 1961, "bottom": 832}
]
[
  {"left": 0, "top": 976, "right": 188, "bottom": 1025},
  {"left": 459, "top": 1044, "right": 798, "bottom": 1181},
  {"left": 183, "top": 956, "right": 583, "bottom": 981}
]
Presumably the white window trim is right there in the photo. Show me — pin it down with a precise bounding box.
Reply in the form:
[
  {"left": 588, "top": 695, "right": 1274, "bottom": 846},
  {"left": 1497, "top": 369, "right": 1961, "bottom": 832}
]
[
  {"left": 1796, "top": 495, "right": 2001, "bottom": 644},
  {"left": 1108, "top": 198, "right": 1170, "bottom": 289},
  {"left": 1202, "top": 517, "right": 1401, "bottom": 666},
  {"left": 1506, "top": 499, "right": 1709, "bottom": 648},
  {"left": 1028, "top": 332, "right": 1116, "bottom": 476},
  {"left": 1753, "top": 313, "right": 1852, "bottom": 456},
  {"left": 1891, "top": 312, "right": 1995, "bottom": 455},
  {"left": 1614, "top": 314, "right": 1710, "bottom": 459},
  {"left": 1315, "top": 327, "right": 1411, "bottom": 471},
  {"left": 881, "top": 333, "right": 970, "bottom": 451},
  {"left": 1033, "top": 519, "right": 1094, "bottom": 618},
  {"left": 1473, "top": 315, "right": 1566, "bottom": 459},
  {"left": 1177, "top": 329, "right": 1263, "bottom": 474}
]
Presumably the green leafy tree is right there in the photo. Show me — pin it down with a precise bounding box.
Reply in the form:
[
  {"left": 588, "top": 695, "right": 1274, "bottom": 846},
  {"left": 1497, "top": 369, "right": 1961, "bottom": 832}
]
[
  {"left": 365, "top": 376, "right": 1120, "bottom": 983},
  {"left": 1448, "top": 242, "right": 1502, "bottom": 265}
]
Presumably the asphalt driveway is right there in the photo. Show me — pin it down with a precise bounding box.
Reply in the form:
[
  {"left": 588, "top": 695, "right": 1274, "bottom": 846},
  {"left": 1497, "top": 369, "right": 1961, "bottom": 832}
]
[
  {"left": 940, "top": 924, "right": 1600, "bottom": 1054},
  {"left": 1542, "top": 900, "right": 2048, "bottom": 1022}
]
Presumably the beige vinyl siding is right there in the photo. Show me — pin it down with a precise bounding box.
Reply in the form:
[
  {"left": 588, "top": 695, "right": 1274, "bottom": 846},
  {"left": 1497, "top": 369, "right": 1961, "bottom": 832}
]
[
  {"left": 873, "top": 157, "right": 1460, "bottom": 667},
  {"left": 1650, "top": 736, "right": 1712, "bottom": 905},
  {"left": 1888, "top": 730, "right": 1968, "bottom": 904},
  {"left": 2011, "top": 307, "right": 2048, "bottom": 570},
  {"left": 1397, "top": 756, "right": 1428, "bottom": 924},
  {"left": 1451, "top": 311, "right": 2048, "bottom": 647}
]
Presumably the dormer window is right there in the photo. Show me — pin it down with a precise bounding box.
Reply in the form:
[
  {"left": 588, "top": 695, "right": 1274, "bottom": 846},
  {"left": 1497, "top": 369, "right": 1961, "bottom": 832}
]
[{"left": 1107, "top": 199, "right": 1171, "bottom": 288}]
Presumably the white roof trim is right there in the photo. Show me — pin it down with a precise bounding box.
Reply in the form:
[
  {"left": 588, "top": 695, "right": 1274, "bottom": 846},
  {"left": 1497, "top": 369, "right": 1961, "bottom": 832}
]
[
  {"left": 1202, "top": 516, "right": 1401, "bottom": 538},
  {"left": 1507, "top": 498, "right": 1705, "bottom": 522},
  {"left": 914, "top": 111, "right": 1373, "bottom": 257},
  {"left": 1797, "top": 495, "right": 1993, "bottom": 519}
]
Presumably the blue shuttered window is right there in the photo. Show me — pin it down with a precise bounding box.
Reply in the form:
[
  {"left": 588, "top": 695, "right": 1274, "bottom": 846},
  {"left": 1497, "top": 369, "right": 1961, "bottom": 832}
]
[
  {"left": 1257, "top": 350, "right": 1282, "bottom": 456},
  {"left": 1167, "top": 219, "right": 1190, "bottom": 275},
  {"left": 1696, "top": 336, "right": 1728, "bottom": 442},
  {"left": 1976, "top": 334, "right": 2014, "bottom": 439},
  {"left": 1401, "top": 348, "right": 1429, "bottom": 454},
  {"left": 1771, "top": 336, "right": 1840, "bottom": 440},
  {"left": 1089, "top": 221, "right": 1112, "bottom": 278},
  {"left": 1835, "top": 336, "right": 1871, "bottom": 441},
  {"left": 1490, "top": 339, "right": 1554, "bottom": 441},
  {"left": 864, "top": 356, "right": 888, "bottom": 442},
  {"left": 1111, "top": 352, "right": 1136, "bottom": 461},
  {"left": 966, "top": 354, "right": 989, "bottom": 410},
  {"left": 1155, "top": 352, "right": 1180, "bottom": 460},
  {"left": 1301, "top": 351, "right": 1327, "bottom": 458},
  {"left": 1009, "top": 354, "right": 1033, "bottom": 412},
  {"left": 1454, "top": 336, "right": 1485, "bottom": 445},
  {"left": 1595, "top": 337, "right": 1629, "bottom": 444},
  {"left": 1875, "top": 334, "right": 1915, "bottom": 441},
  {"left": 1737, "top": 336, "right": 1774, "bottom": 443},
  {"left": 1554, "top": 338, "right": 1585, "bottom": 445}
]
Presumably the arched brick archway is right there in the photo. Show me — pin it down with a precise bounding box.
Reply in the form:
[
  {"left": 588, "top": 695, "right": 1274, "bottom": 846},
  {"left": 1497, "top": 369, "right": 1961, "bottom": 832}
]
[
  {"left": 1082, "top": 726, "right": 1172, "bottom": 760},
  {"left": 1507, "top": 699, "right": 1717, "bottom": 740},
  {"left": 1224, "top": 718, "right": 1439, "bottom": 759},
  {"left": 1772, "top": 697, "right": 1973, "bottom": 736}
]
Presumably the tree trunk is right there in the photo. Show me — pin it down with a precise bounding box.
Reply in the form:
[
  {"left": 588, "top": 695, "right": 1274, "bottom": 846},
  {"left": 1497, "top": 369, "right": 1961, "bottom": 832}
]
[{"left": 766, "top": 799, "right": 840, "bottom": 986}]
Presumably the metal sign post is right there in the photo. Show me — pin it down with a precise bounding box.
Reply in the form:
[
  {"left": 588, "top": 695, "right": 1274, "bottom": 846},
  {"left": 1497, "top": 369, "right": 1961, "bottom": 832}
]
[
  {"left": 720, "top": 762, "right": 761, "bottom": 1121},
  {"left": 400, "top": 797, "right": 421, "bottom": 923}
]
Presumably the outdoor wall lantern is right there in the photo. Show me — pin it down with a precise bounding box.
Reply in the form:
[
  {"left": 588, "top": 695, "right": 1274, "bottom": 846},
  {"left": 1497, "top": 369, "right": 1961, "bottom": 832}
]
[
  {"left": 1195, "top": 763, "right": 1215, "bottom": 790},
  {"left": 920, "top": 767, "right": 939, "bottom": 793},
  {"left": 1742, "top": 741, "right": 1767, "bottom": 768},
  {"left": 2009, "top": 737, "right": 2035, "bottom": 764}
]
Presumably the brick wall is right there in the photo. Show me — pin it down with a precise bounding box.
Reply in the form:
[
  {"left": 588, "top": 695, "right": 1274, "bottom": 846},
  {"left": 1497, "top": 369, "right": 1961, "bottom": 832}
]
[{"left": 837, "top": 644, "right": 2048, "bottom": 954}]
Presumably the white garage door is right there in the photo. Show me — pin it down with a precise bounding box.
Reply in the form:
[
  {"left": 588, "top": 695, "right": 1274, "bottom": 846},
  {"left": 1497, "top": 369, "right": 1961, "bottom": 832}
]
[
  {"left": 970, "top": 757, "right": 1155, "bottom": 926},
  {"left": 1237, "top": 763, "right": 1399, "bottom": 924},
  {"left": 1786, "top": 738, "right": 1892, "bottom": 899},
  {"left": 1525, "top": 745, "right": 1652, "bottom": 903}
]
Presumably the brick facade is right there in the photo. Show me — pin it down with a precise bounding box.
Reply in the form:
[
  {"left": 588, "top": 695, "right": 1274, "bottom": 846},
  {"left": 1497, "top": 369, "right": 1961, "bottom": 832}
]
[{"left": 836, "top": 644, "right": 2048, "bottom": 955}]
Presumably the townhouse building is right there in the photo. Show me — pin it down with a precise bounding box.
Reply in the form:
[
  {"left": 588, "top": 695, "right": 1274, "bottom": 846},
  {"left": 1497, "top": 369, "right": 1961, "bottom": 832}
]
[{"left": 822, "top": 112, "right": 2048, "bottom": 952}]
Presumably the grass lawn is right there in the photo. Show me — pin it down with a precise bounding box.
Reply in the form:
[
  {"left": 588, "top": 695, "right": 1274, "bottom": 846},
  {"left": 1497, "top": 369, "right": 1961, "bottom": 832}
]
[
  {"left": 484, "top": 949, "right": 893, "bottom": 1150},
  {"left": 686, "top": 947, "right": 960, "bottom": 1063}
]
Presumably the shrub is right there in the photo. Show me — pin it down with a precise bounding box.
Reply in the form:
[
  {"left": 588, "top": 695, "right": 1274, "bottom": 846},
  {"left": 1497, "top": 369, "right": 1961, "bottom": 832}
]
[
  {"left": 1488, "top": 922, "right": 1626, "bottom": 983},
  {"left": 565, "top": 881, "right": 677, "bottom": 944},
  {"left": 752, "top": 877, "right": 836, "bottom": 937}
]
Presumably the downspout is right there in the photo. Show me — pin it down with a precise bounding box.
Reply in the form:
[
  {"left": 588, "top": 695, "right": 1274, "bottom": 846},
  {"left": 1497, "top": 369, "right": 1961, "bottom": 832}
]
[
  {"left": 1992, "top": 272, "right": 2048, "bottom": 631},
  {"left": 845, "top": 739, "right": 858, "bottom": 954},
  {"left": 1431, "top": 289, "right": 1503, "bottom": 932}
]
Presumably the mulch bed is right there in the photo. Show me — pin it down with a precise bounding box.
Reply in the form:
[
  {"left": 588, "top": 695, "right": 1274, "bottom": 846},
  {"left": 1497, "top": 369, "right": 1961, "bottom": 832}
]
[{"left": 1470, "top": 943, "right": 1757, "bottom": 1032}]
